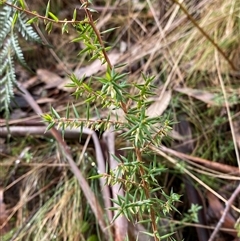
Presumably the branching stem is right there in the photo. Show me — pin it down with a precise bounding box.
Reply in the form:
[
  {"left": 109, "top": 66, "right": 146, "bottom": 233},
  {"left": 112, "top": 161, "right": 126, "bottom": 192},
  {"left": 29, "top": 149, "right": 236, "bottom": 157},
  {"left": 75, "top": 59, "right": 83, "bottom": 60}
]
[
  {"left": 79, "top": 0, "right": 127, "bottom": 113},
  {"left": 3, "top": 1, "right": 88, "bottom": 24},
  {"left": 135, "top": 148, "right": 160, "bottom": 241},
  {"left": 79, "top": 1, "right": 160, "bottom": 239}
]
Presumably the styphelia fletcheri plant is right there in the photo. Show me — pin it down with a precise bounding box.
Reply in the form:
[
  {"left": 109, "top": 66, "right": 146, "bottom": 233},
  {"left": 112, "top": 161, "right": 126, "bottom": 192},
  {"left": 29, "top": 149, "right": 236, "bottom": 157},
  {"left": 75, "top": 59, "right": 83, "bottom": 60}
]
[{"left": 1, "top": 0, "right": 181, "bottom": 240}]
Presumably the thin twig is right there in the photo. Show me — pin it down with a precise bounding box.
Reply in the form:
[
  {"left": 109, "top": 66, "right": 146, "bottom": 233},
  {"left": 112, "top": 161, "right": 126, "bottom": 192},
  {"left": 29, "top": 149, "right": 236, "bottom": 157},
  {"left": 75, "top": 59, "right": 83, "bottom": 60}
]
[
  {"left": 208, "top": 183, "right": 240, "bottom": 241},
  {"left": 135, "top": 147, "right": 160, "bottom": 241},
  {"left": 160, "top": 145, "right": 240, "bottom": 175},
  {"left": 3, "top": 1, "right": 88, "bottom": 24}
]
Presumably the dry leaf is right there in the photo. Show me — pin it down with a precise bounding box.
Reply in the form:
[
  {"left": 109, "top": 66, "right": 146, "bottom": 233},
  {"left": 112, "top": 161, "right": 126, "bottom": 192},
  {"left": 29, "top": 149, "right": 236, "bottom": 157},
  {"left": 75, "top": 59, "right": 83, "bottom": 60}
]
[
  {"left": 37, "top": 69, "right": 64, "bottom": 89},
  {"left": 146, "top": 90, "right": 172, "bottom": 117},
  {"left": 173, "top": 87, "right": 236, "bottom": 107}
]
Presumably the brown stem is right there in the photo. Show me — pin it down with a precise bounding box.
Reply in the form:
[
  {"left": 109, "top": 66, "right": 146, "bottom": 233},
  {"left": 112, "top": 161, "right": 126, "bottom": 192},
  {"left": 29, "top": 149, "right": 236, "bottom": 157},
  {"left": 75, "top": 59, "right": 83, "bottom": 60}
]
[
  {"left": 135, "top": 148, "right": 160, "bottom": 241},
  {"left": 3, "top": 1, "right": 88, "bottom": 24},
  {"left": 80, "top": 3, "right": 158, "bottom": 238},
  {"left": 79, "top": 0, "right": 128, "bottom": 113},
  {"left": 79, "top": 0, "right": 112, "bottom": 68}
]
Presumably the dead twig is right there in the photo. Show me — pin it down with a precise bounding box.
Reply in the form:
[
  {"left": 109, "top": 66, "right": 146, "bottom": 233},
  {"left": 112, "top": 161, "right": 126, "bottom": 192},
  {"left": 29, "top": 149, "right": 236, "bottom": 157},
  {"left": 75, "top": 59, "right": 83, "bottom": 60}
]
[
  {"left": 208, "top": 182, "right": 240, "bottom": 241},
  {"left": 160, "top": 145, "right": 240, "bottom": 175}
]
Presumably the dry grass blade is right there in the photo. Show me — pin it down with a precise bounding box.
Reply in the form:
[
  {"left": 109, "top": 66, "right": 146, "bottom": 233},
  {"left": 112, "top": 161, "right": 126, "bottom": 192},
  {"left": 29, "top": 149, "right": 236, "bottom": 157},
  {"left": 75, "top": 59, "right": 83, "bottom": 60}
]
[
  {"left": 149, "top": 145, "right": 240, "bottom": 213},
  {"left": 215, "top": 50, "right": 240, "bottom": 170},
  {"left": 17, "top": 84, "right": 110, "bottom": 239}
]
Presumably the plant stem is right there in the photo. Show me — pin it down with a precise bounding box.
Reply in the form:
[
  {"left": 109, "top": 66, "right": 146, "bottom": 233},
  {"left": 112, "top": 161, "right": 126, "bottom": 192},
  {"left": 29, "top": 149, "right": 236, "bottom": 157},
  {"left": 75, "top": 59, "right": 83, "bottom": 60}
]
[
  {"left": 80, "top": 1, "right": 159, "bottom": 239},
  {"left": 4, "top": 1, "right": 87, "bottom": 24},
  {"left": 80, "top": 0, "right": 112, "bottom": 69},
  {"left": 80, "top": 0, "right": 128, "bottom": 113},
  {"left": 135, "top": 148, "right": 160, "bottom": 241}
]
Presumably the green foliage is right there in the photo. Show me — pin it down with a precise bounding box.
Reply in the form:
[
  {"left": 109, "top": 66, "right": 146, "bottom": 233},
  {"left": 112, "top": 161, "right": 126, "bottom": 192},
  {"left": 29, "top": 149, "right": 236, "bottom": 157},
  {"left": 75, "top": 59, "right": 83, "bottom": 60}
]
[
  {"left": 0, "top": 0, "right": 40, "bottom": 117},
  {"left": 182, "top": 204, "right": 202, "bottom": 223},
  {"left": 41, "top": 2, "right": 179, "bottom": 239},
  {"left": 3, "top": 1, "right": 181, "bottom": 240}
]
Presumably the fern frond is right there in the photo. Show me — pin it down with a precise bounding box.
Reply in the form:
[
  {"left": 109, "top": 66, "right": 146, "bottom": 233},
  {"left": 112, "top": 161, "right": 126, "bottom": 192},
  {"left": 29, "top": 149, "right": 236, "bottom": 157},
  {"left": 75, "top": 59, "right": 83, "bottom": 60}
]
[
  {"left": 5, "top": 72, "right": 14, "bottom": 102},
  {"left": 11, "top": 33, "right": 27, "bottom": 66},
  {"left": 0, "top": 14, "right": 13, "bottom": 46},
  {"left": 0, "top": 74, "right": 13, "bottom": 112},
  {"left": 0, "top": 60, "right": 8, "bottom": 75},
  {"left": 0, "top": 38, "right": 12, "bottom": 61},
  {"left": 7, "top": 55, "right": 16, "bottom": 86},
  {"left": 0, "top": 1, "right": 41, "bottom": 117},
  {"left": 0, "top": 4, "right": 12, "bottom": 27},
  {"left": 0, "top": 44, "right": 16, "bottom": 113},
  {"left": 17, "top": 13, "right": 41, "bottom": 42}
]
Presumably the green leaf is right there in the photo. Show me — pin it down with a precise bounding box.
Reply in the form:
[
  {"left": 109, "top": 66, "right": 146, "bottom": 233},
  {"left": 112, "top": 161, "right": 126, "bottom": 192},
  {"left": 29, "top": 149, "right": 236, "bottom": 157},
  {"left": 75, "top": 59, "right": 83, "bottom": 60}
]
[
  {"left": 45, "top": 21, "right": 53, "bottom": 33},
  {"left": 45, "top": 0, "right": 50, "bottom": 18},
  {"left": 104, "top": 46, "right": 112, "bottom": 52},
  {"left": 86, "top": 235, "right": 98, "bottom": 241},
  {"left": 62, "top": 21, "right": 68, "bottom": 34},
  {"left": 48, "top": 11, "right": 59, "bottom": 22},
  {"left": 80, "top": 221, "right": 89, "bottom": 233},
  {"left": 88, "top": 174, "right": 104, "bottom": 179},
  {"left": 65, "top": 103, "right": 70, "bottom": 119},
  {"left": 51, "top": 107, "right": 60, "bottom": 119},
  {"left": 45, "top": 122, "right": 55, "bottom": 131},
  {"left": 27, "top": 16, "right": 39, "bottom": 24},
  {"left": 86, "top": 7, "right": 98, "bottom": 13},
  {"left": 72, "top": 104, "right": 80, "bottom": 118},
  {"left": 112, "top": 210, "right": 123, "bottom": 222},
  {"left": 61, "top": 122, "right": 65, "bottom": 138},
  {"left": 101, "top": 27, "right": 118, "bottom": 34},
  {"left": 12, "top": 11, "right": 18, "bottom": 27},
  {"left": 160, "top": 232, "right": 176, "bottom": 239},
  {"left": 140, "top": 231, "right": 154, "bottom": 237},
  {"left": 18, "top": 0, "right": 25, "bottom": 9},
  {"left": 94, "top": 106, "right": 101, "bottom": 119},
  {"left": 86, "top": 102, "right": 90, "bottom": 120},
  {"left": 85, "top": 96, "right": 95, "bottom": 103},
  {"left": 72, "top": 8, "right": 77, "bottom": 21}
]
